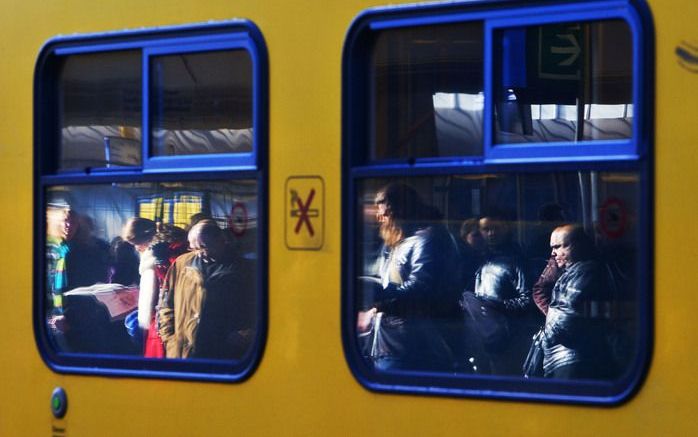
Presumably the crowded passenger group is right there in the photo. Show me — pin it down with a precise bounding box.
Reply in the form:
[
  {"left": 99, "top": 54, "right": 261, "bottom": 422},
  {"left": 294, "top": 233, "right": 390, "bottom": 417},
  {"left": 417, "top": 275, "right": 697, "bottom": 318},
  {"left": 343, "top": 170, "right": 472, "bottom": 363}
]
[
  {"left": 45, "top": 203, "right": 256, "bottom": 361},
  {"left": 358, "top": 183, "right": 621, "bottom": 380}
]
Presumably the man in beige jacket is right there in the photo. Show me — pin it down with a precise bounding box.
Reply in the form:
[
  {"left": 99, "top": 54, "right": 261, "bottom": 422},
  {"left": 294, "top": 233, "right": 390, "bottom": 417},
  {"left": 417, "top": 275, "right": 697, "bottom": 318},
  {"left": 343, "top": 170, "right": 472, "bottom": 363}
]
[{"left": 158, "top": 220, "right": 256, "bottom": 360}]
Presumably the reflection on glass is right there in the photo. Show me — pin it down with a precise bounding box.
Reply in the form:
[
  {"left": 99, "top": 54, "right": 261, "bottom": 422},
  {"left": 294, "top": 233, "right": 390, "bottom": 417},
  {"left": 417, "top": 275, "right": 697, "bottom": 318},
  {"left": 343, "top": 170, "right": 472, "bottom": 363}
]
[
  {"left": 150, "top": 50, "right": 253, "bottom": 157},
  {"left": 59, "top": 51, "right": 142, "bottom": 170},
  {"left": 45, "top": 181, "right": 258, "bottom": 361},
  {"left": 370, "top": 22, "right": 484, "bottom": 160},
  {"left": 354, "top": 172, "right": 639, "bottom": 380},
  {"left": 495, "top": 20, "right": 633, "bottom": 144}
]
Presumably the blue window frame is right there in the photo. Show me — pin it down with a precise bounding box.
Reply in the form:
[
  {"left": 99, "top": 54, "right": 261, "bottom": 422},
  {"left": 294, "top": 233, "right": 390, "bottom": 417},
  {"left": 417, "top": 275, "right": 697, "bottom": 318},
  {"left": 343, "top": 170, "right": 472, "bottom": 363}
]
[
  {"left": 342, "top": 0, "right": 653, "bottom": 404},
  {"left": 34, "top": 21, "right": 268, "bottom": 381}
]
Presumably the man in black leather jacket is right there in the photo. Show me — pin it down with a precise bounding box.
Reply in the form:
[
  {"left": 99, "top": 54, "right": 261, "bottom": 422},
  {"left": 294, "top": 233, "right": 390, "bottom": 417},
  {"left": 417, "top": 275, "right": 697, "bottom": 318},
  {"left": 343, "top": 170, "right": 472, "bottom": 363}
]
[
  {"left": 462, "top": 216, "right": 537, "bottom": 374},
  {"left": 542, "top": 224, "right": 614, "bottom": 379},
  {"left": 474, "top": 217, "right": 530, "bottom": 312}
]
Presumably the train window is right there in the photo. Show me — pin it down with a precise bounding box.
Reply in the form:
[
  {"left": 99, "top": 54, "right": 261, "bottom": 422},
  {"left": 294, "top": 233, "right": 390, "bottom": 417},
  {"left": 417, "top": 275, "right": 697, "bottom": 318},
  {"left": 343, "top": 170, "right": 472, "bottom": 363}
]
[
  {"left": 58, "top": 51, "right": 142, "bottom": 170},
  {"left": 369, "top": 22, "right": 484, "bottom": 161},
  {"left": 35, "top": 21, "right": 267, "bottom": 381},
  {"left": 354, "top": 173, "right": 640, "bottom": 375},
  {"left": 494, "top": 20, "right": 633, "bottom": 144},
  {"left": 343, "top": 1, "right": 651, "bottom": 404},
  {"left": 45, "top": 181, "right": 258, "bottom": 359},
  {"left": 149, "top": 50, "right": 253, "bottom": 158}
]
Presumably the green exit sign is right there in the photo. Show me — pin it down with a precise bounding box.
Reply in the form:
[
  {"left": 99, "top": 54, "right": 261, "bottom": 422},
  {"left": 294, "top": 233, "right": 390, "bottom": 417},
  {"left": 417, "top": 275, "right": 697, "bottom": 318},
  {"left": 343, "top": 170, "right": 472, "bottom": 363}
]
[{"left": 537, "top": 23, "right": 585, "bottom": 80}]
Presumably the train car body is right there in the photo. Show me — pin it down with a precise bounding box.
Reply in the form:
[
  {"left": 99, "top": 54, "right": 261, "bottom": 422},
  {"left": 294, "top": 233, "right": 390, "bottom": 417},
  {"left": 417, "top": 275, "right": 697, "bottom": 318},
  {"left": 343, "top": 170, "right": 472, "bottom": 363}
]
[{"left": 0, "top": 0, "right": 696, "bottom": 435}]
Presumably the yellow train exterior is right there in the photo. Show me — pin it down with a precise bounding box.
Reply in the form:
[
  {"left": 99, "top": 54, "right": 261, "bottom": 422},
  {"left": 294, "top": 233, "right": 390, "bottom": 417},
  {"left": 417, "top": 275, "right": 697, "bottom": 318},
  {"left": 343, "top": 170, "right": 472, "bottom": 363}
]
[{"left": 0, "top": 0, "right": 696, "bottom": 435}]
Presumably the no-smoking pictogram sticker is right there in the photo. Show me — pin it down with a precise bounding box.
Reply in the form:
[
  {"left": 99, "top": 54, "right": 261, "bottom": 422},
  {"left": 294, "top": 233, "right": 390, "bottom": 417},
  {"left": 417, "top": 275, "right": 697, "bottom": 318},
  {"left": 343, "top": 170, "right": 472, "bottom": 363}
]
[
  {"left": 285, "top": 176, "right": 324, "bottom": 250},
  {"left": 291, "top": 188, "right": 319, "bottom": 236},
  {"left": 599, "top": 197, "right": 627, "bottom": 239}
]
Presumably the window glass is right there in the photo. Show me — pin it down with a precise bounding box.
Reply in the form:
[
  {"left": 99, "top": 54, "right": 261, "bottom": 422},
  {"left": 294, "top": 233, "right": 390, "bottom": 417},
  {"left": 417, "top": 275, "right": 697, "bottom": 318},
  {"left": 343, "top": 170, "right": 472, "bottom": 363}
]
[
  {"left": 44, "top": 180, "right": 258, "bottom": 361},
  {"left": 369, "top": 22, "right": 484, "bottom": 160},
  {"left": 59, "top": 51, "right": 142, "bottom": 170},
  {"left": 494, "top": 20, "right": 633, "bottom": 144},
  {"left": 150, "top": 50, "right": 253, "bottom": 157},
  {"left": 353, "top": 171, "right": 639, "bottom": 380}
]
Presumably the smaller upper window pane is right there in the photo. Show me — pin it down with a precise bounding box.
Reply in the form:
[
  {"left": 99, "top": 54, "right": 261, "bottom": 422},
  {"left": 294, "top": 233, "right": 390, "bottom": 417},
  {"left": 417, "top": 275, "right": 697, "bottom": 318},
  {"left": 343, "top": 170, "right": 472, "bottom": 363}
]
[
  {"left": 150, "top": 50, "right": 253, "bottom": 157},
  {"left": 59, "top": 51, "right": 142, "bottom": 171},
  {"left": 369, "top": 22, "right": 484, "bottom": 161},
  {"left": 494, "top": 20, "right": 633, "bottom": 144}
]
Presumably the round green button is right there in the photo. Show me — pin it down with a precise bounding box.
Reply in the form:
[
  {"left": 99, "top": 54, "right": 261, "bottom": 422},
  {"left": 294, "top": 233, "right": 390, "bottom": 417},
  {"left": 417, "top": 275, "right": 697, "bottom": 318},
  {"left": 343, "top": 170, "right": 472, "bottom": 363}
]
[{"left": 51, "top": 387, "right": 67, "bottom": 419}]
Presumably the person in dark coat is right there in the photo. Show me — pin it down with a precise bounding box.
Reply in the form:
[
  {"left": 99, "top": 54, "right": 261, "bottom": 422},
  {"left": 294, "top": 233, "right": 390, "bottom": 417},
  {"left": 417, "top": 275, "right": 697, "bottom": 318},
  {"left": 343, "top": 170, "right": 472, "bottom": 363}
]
[
  {"left": 46, "top": 205, "right": 112, "bottom": 353},
  {"left": 158, "top": 220, "right": 256, "bottom": 360},
  {"left": 462, "top": 215, "right": 538, "bottom": 375},
  {"left": 542, "top": 224, "right": 615, "bottom": 379},
  {"left": 357, "top": 183, "right": 461, "bottom": 372}
]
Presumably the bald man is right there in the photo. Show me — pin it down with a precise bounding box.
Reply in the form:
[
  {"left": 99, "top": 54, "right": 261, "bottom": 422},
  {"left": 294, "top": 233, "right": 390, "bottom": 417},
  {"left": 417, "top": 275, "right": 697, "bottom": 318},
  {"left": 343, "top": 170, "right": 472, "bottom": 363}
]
[
  {"left": 158, "top": 220, "right": 256, "bottom": 360},
  {"left": 541, "top": 225, "right": 615, "bottom": 379}
]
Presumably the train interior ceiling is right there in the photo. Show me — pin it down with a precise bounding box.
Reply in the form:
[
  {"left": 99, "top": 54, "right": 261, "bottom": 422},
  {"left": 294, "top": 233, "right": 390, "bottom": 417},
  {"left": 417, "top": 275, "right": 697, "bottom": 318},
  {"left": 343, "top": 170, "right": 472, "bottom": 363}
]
[
  {"left": 371, "top": 19, "right": 632, "bottom": 160},
  {"left": 59, "top": 49, "right": 253, "bottom": 169}
]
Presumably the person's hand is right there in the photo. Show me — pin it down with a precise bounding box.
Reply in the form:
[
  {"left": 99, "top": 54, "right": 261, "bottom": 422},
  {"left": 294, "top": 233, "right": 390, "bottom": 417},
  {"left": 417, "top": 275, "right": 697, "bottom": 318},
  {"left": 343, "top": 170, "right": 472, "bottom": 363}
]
[
  {"left": 48, "top": 315, "right": 68, "bottom": 333},
  {"left": 357, "top": 308, "right": 377, "bottom": 333}
]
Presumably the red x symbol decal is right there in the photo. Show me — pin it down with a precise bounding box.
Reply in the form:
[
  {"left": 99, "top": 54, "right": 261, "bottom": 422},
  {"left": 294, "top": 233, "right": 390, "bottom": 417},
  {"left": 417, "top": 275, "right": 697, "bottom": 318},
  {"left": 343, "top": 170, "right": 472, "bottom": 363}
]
[{"left": 294, "top": 189, "right": 316, "bottom": 236}]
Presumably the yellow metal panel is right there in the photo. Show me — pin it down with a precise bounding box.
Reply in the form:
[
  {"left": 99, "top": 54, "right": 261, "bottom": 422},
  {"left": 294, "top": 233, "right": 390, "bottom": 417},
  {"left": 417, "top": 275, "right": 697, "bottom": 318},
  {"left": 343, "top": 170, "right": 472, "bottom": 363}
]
[
  {"left": 0, "top": 0, "right": 696, "bottom": 435},
  {"left": 651, "top": 0, "right": 698, "bottom": 431}
]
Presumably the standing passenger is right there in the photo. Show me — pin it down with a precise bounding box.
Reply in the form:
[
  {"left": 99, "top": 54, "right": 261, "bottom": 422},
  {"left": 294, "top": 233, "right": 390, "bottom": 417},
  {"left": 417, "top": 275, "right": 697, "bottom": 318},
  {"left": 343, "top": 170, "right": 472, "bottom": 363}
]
[
  {"left": 462, "top": 215, "right": 535, "bottom": 374},
  {"left": 541, "top": 224, "right": 615, "bottom": 379},
  {"left": 108, "top": 237, "right": 140, "bottom": 286},
  {"left": 158, "top": 220, "right": 256, "bottom": 360},
  {"left": 458, "top": 218, "right": 486, "bottom": 291},
  {"left": 46, "top": 204, "right": 109, "bottom": 346},
  {"left": 122, "top": 217, "right": 187, "bottom": 358},
  {"left": 357, "top": 183, "right": 460, "bottom": 372}
]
